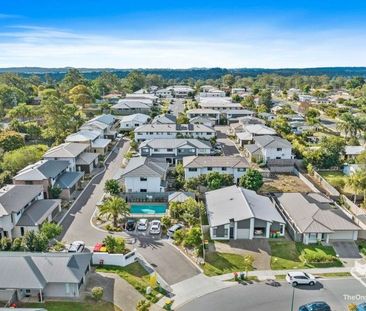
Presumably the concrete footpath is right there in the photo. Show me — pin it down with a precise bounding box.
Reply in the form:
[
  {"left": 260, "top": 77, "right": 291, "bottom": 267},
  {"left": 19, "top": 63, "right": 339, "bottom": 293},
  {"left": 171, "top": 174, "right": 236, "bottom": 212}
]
[{"left": 212, "top": 266, "right": 352, "bottom": 281}]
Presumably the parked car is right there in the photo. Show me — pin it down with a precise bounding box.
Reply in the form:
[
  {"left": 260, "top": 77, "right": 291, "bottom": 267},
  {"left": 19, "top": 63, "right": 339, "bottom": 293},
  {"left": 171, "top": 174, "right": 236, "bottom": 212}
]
[
  {"left": 125, "top": 219, "right": 136, "bottom": 231},
  {"left": 149, "top": 220, "right": 161, "bottom": 235},
  {"left": 68, "top": 241, "right": 85, "bottom": 253},
  {"left": 167, "top": 223, "right": 184, "bottom": 238},
  {"left": 286, "top": 272, "right": 316, "bottom": 287},
  {"left": 137, "top": 218, "right": 148, "bottom": 231},
  {"left": 117, "top": 133, "right": 123, "bottom": 139},
  {"left": 357, "top": 303, "right": 366, "bottom": 311},
  {"left": 299, "top": 301, "right": 331, "bottom": 311}
]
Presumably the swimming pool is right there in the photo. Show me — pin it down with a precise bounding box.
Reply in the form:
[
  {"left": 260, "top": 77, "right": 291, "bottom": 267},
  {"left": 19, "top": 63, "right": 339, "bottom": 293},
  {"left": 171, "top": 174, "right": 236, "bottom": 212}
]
[{"left": 130, "top": 204, "right": 167, "bottom": 215}]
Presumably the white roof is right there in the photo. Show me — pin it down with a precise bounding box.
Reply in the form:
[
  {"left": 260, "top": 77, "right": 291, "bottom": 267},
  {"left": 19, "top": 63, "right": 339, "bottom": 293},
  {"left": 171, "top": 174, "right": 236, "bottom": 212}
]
[
  {"left": 206, "top": 185, "right": 285, "bottom": 227},
  {"left": 345, "top": 146, "right": 365, "bottom": 156},
  {"left": 120, "top": 113, "right": 150, "bottom": 123}
]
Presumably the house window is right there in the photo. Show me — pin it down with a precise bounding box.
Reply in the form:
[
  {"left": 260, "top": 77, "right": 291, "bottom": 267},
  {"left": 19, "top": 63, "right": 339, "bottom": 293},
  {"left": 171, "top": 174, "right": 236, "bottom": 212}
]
[
  {"left": 20, "top": 227, "right": 25, "bottom": 236},
  {"left": 167, "top": 148, "right": 173, "bottom": 152},
  {"left": 188, "top": 168, "right": 197, "bottom": 172},
  {"left": 140, "top": 177, "right": 147, "bottom": 181},
  {"left": 153, "top": 149, "right": 159, "bottom": 152},
  {"left": 140, "top": 189, "right": 147, "bottom": 192},
  {"left": 222, "top": 167, "right": 227, "bottom": 171},
  {"left": 207, "top": 167, "right": 212, "bottom": 171},
  {"left": 276, "top": 148, "right": 282, "bottom": 151},
  {"left": 237, "top": 168, "right": 246, "bottom": 172}
]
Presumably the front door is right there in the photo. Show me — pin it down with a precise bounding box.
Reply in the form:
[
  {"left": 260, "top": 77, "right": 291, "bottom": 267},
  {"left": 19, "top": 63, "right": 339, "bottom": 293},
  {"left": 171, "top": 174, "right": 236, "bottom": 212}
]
[{"left": 230, "top": 227, "right": 234, "bottom": 239}]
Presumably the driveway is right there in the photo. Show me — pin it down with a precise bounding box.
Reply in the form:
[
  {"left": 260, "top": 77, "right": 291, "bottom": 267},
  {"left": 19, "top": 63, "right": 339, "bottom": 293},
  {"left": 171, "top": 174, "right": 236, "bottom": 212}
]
[
  {"left": 213, "top": 239, "right": 271, "bottom": 270},
  {"left": 169, "top": 99, "right": 184, "bottom": 116},
  {"left": 136, "top": 237, "right": 201, "bottom": 285},
  {"left": 331, "top": 241, "right": 362, "bottom": 260},
  {"left": 215, "top": 125, "right": 240, "bottom": 156}
]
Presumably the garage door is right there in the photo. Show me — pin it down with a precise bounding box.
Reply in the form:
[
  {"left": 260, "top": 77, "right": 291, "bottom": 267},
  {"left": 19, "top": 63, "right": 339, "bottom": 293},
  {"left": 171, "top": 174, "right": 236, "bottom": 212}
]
[{"left": 329, "top": 231, "right": 355, "bottom": 240}]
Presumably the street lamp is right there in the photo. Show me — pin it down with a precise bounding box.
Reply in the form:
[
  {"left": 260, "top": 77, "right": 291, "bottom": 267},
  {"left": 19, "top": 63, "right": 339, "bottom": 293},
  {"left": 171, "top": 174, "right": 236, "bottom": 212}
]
[{"left": 290, "top": 286, "right": 295, "bottom": 311}]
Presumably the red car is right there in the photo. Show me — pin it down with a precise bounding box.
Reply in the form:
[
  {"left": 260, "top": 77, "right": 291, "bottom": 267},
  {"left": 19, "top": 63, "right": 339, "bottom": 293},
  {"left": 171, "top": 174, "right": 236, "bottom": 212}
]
[{"left": 93, "top": 243, "right": 105, "bottom": 252}]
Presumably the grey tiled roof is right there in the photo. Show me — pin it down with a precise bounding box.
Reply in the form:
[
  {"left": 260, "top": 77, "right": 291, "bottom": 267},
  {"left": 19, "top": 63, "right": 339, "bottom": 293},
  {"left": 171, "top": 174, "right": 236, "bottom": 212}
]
[
  {"left": 152, "top": 114, "right": 177, "bottom": 124},
  {"left": 76, "top": 152, "right": 99, "bottom": 165},
  {"left": 14, "top": 160, "right": 69, "bottom": 181},
  {"left": 44, "top": 143, "right": 88, "bottom": 158},
  {"left": 139, "top": 138, "right": 212, "bottom": 149},
  {"left": 55, "top": 171, "right": 84, "bottom": 189},
  {"left": 274, "top": 192, "right": 360, "bottom": 233},
  {"left": 122, "top": 157, "right": 169, "bottom": 178},
  {"left": 206, "top": 185, "right": 285, "bottom": 227},
  {"left": 0, "top": 185, "right": 43, "bottom": 217},
  {"left": 183, "top": 155, "right": 249, "bottom": 168},
  {"left": 135, "top": 123, "right": 215, "bottom": 133},
  {"left": 0, "top": 252, "right": 92, "bottom": 289},
  {"left": 253, "top": 135, "right": 292, "bottom": 149},
  {"left": 17, "top": 199, "right": 60, "bottom": 226}
]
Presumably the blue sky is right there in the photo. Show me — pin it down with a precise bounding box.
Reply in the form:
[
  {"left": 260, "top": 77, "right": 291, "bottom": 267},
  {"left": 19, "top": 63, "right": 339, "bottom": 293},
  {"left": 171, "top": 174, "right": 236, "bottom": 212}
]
[{"left": 1, "top": 0, "right": 366, "bottom": 68}]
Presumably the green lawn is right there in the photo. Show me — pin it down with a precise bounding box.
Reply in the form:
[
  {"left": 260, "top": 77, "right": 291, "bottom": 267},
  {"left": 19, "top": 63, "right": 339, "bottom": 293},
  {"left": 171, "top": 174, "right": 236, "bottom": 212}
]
[
  {"left": 96, "top": 262, "right": 164, "bottom": 303},
  {"left": 19, "top": 300, "right": 120, "bottom": 311},
  {"left": 270, "top": 241, "right": 343, "bottom": 270},
  {"left": 203, "top": 252, "right": 253, "bottom": 277}
]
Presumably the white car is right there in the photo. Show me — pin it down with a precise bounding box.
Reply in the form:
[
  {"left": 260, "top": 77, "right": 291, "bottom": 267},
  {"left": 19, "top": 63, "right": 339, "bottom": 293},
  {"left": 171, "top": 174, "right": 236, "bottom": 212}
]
[
  {"left": 167, "top": 223, "right": 184, "bottom": 238},
  {"left": 68, "top": 241, "right": 85, "bottom": 253},
  {"left": 286, "top": 272, "right": 317, "bottom": 287},
  {"left": 149, "top": 220, "right": 161, "bottom": 235},
  {"left": 137, "top": 218, "right": 149, "bottom": 231}
]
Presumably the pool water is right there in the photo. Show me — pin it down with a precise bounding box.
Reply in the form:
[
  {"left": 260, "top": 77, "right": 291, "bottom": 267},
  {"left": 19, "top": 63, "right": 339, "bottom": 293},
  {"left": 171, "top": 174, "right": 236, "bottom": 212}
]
[{"left": 130, "top": 204, "right": 167, "bottom": 214}]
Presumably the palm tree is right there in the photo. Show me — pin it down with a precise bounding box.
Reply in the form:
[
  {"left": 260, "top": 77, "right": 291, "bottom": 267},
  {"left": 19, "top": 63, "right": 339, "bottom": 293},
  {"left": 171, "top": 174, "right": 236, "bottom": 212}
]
[
  {"left": 347, "top": 170, "right": 366, "bottom": 203},
  {"left": 336, "top": 113, "right": 353, "bottom": 138},
  {"left": 99, "top": 196, "right": 130, "bottom": 227}
]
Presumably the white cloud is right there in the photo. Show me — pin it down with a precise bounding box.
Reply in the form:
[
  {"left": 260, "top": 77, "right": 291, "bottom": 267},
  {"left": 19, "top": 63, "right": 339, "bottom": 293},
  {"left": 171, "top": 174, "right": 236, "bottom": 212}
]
[{"left": 0, "top": 25, "right": 365, "bottom": 68}]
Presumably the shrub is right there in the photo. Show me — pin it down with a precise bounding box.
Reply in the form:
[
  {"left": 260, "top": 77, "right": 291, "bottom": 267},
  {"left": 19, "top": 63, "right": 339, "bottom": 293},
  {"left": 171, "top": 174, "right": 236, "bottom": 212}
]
[
  {"left": 173, "top": 229, "right": 186, "bottom": 245},
  {"left": 105, "top": 224, "right": 122, "bottom": 232},
  {"left": 136, "top": 299, "right": 151, "bottom": 311},
  {"left": 331, "top": 177, "right": 345, "bottom": 191},
  {"left": 103, "top": 235, "right": 126, "bottom": 254},
  {"left": 183, "top": 227, "right": 202, "bottom": 249},
  {"left": 348, "top": 304, "right": 357, "bottom": 311},
  {"left": 53, "top": 241, "right": 65, "bottom": 251},
  {"left": 303, "top": 252, "right": 335, "bottom": 263},
  {"left": 91, "top": 286, "right": 104, "bottom": 301},
  {"left": 11, "top": 237, "right": 23, "bottom": 251},
  {"left": 0, "top": 237, "right": 12, "bottom": 251}
]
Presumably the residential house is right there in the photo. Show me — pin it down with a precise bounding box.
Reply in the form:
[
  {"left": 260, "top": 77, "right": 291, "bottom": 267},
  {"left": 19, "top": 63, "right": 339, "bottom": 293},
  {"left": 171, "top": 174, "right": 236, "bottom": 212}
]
[
  {"left": 111, "top": 99, "right": 152, "bottom": 115},
  {"left": 120, "top": 157, "right": 169, "bottom": 193},
  {"left": 81, "top": 114, "right": 118, "bottom": 139},
  {"left": 235, "top": 124, "right": 277, "bottom": 146},
  {"left": 65, "top": 130, "right": 111, "bottom": 155},
  {"left": 139, "top": 139, "right": 212, "bottom": 164},
  {"left": 0, "top": 252, "right": 91, "bottom": 300},
  {"left": 134, "top": 124, "right": 215, "bottom": 142},
  {"left": 189, "top": 116, "right": 216, "bottom": 127},
  {"left": 186, "top": 109, "right": 221, "bottom": 124},
  {"left": 206, "top": 185, "right": 285, "bottom": 240},
  {"left": 198, "top": 97, "right": 242, "bottom": 111},
  {"left": 183, "top": 156, "right": 249, "bottom": 183},
  {"left": 344, "top": 146, "right": 366, "bottom": 160},
  {"left": 226, "top": 109, "right": 255, "bottom": 122},
  {"left": 13, "top": 160, "right": 83, "bottom": 200},
  {"left": 119, "top": 113, "right": 150, "bottom": 131},
  {"left": 168, "top": 191, "right": 195, "bottom": 203},
  {"left": 0, "top": 185, "right": 61, "bottom": 239},
  {"left": 258, "top": 112, "right": 276, "bottom": 121},
  {"left": 273, "top": 192, "right": 360, "bottom": 244},
  {"left": 152, "top": 114, "right": 177, "bottom": 124},
  {"left": 101, "top": 93, "right": 123, "bottom": 104},
  {"left": 43, "top": 143, "right": 98, "bottom": 174},
  {"left": 343, "top": 164, "right": 366, "bottom": 176},
  {"left": 199, "top": 88, "right": 226, "bottom": 97},
  {"left": 156, "top": 88, "right": 173, "bottom": 98},
  {"left": 244, "top": 135, "right": 292, "bottom": 163},
  {"left": 125, "top": 93, "right": 158, "bottom": 104},
  {"left": 167, "top": 85, "right": 194, "bottom": 98}
]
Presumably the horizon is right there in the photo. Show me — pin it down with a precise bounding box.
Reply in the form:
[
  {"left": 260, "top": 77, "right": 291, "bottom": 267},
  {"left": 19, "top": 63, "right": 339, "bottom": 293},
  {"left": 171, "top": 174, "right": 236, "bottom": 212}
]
[{"left": 1, "top": 1, "right": 366, "bottom": 68}]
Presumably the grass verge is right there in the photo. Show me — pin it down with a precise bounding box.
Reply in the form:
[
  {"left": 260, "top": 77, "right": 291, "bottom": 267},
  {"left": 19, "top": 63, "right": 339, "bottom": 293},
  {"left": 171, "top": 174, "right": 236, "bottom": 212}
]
[
  {"left": 18, "top": 300, "right": 121, "bottom": 311},
  {"left": 203, "top": 252, "right": 253, "bottom": 277},
  {"left": 270, "top": 241, "right": 343, "bottom": 270}
]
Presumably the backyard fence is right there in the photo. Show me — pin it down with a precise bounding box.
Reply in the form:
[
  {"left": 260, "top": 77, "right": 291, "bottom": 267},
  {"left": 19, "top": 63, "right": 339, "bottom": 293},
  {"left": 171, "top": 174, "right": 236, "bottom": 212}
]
[
  {"left": 293, "top": 168, "right": 320, "bottom": 193},
  {"left": 312, "top": 171, "right": 340, "bottom": 200}
]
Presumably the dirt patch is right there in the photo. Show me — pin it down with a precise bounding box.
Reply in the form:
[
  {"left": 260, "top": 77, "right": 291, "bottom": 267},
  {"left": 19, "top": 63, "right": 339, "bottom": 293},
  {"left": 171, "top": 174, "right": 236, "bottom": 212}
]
[{"left": 259, "top": 174, "right": 312, "bottom": 193}]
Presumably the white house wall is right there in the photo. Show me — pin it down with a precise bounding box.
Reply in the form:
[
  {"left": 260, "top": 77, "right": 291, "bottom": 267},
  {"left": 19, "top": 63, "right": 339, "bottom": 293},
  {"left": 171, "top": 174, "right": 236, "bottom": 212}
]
[{"left": 125, "top": 176, "right": 162, "bottom": 192}]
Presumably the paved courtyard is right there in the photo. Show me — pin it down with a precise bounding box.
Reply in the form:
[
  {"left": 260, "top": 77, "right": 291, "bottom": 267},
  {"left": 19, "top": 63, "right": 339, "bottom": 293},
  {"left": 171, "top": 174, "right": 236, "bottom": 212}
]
[{"left": 215, "top": 125, "right": 240, "bottom": 156}]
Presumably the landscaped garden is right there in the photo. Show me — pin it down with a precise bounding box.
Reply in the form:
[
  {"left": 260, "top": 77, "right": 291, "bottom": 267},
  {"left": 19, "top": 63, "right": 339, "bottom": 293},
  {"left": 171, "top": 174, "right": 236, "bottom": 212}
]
[
  {"left": 270, "top": 241, "right": 343, "bottom": 270},
  {"left": 203, "top": 252, "right": 254, "bottom": 277}
]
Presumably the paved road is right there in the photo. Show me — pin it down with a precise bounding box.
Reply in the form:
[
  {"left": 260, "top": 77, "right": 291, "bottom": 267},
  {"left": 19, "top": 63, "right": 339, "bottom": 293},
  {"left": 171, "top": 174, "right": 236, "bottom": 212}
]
[
  {"left": 178, "top": 278, "right": 366, "bottom": 311},
  {"left": 169, "top": 99, "right": 185, "bottom": 116},
  {"left": 60, "top": 138, "right": 199, "bottom": 286},
  {"left": 215, "top": 125, "right": 240, "bottom": 156}
]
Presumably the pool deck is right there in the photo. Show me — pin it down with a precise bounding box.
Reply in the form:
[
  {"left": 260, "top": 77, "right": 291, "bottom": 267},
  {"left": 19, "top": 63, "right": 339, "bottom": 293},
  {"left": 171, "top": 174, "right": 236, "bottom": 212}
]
[{"left": 128, "top": 213, "right": 167, "bottom": 219}]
